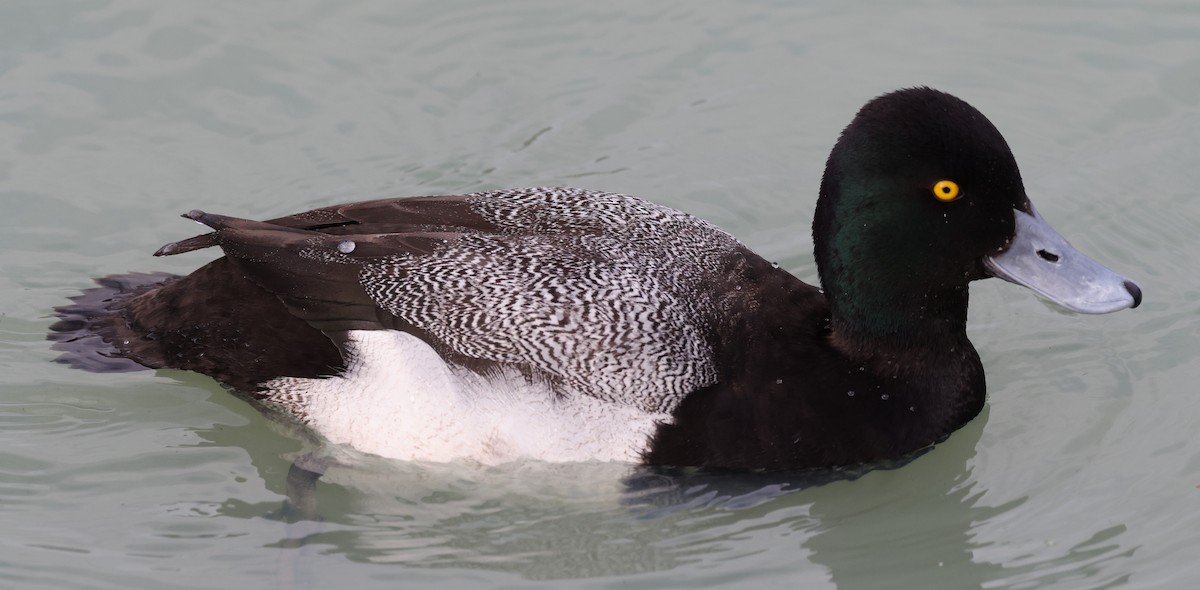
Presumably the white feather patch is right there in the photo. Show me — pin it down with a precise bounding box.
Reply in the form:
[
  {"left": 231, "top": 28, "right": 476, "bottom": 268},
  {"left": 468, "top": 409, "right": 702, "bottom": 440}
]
[{"left": 262, "top": 330, "right": 672, "bottom": 464}]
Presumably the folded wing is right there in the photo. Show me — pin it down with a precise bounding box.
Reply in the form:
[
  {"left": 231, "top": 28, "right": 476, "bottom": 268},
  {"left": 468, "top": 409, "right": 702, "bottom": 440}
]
[{"left": 161, "top": 188, "right": 746, "bottom": 413}]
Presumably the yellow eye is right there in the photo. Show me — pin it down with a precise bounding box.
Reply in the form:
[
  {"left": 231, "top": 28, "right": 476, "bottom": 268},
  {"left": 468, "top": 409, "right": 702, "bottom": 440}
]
[{"left": 932, "top": 180, "right": 960, "bottom": 202}]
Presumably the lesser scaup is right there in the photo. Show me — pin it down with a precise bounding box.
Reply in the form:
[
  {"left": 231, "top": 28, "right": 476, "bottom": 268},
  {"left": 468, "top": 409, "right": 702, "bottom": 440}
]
[{"left": 50, "top": 87, "right": 1141, "bottom": 469}]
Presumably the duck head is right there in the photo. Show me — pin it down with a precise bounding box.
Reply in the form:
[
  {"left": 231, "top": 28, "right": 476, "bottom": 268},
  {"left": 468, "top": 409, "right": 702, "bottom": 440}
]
[{"left": 813, "top": 87, "right": 1140, "bottom": 347}]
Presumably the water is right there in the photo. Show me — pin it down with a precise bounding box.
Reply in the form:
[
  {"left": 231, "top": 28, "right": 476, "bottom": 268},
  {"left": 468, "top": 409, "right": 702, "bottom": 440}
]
[{"left": 3, "top": 1, "right": 1198, "bottom": 588}]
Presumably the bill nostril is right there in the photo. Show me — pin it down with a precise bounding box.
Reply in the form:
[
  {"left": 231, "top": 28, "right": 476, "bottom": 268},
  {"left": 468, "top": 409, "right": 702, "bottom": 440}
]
[
  {"left": 1036, "top": 249, "right": 1060, "bottom": 263},
  {"left": 1124, "top": 280, "right": 1143, "bottom": 308}
]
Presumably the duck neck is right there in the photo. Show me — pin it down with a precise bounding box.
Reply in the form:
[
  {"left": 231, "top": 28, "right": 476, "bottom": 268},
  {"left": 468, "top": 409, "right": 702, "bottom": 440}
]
[
  {"left": 813, "top": 169, "right": 977, "bottom": 362},
  {"left": 827, "top": 283, "right": 972, "bottom": 360},
  {"left": 826, "top": 281, "right": 985, "bottom": 439}
]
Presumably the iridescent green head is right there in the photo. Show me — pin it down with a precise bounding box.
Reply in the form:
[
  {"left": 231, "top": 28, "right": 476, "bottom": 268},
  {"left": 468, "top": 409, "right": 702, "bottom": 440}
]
[{"left": 813, "top": 88, "right": 1140, "bottom": 346}]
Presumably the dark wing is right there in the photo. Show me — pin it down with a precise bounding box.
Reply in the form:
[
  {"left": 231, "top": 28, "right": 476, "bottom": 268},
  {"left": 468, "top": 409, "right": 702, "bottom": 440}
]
[
  {"left": 159, "top": 188, "right": 748, "bottom": 412},
  {"left": 154, "top": 195, "right": 490, "bottom": 256}
]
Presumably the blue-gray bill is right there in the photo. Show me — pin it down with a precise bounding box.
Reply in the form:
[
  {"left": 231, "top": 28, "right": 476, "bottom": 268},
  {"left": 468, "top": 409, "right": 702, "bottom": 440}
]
[{"left": 984, "top": 205, "right": 1142, "bottom": 314}]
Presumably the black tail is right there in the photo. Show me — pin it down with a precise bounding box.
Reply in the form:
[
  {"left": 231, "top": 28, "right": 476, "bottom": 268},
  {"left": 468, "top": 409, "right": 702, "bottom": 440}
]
[
  {"left": 48, "top": 272, "right": 180, "bottom": 373},
  {"left": 48, "top": 258, "right": 343, "bottom": 394}
]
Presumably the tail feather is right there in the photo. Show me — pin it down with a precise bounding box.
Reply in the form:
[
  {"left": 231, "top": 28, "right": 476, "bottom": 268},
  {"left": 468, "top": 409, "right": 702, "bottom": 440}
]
[
  {"left": 48, "top": 258, "right": 344, "bottom": 394},
  {"left": 48, "top": 272, "right": 180, "bottom": 373}
]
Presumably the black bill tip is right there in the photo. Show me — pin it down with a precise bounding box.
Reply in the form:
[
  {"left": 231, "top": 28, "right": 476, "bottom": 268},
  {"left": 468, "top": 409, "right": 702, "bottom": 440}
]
[{"left": 1123, "top": 280, "right": 1142, "bottom": 309}]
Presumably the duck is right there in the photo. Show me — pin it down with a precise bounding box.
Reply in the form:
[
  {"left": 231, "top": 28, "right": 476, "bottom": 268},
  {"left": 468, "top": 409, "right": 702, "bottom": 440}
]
[{"left": 50, "top": 87, "right": 1142, "bottom": 470}]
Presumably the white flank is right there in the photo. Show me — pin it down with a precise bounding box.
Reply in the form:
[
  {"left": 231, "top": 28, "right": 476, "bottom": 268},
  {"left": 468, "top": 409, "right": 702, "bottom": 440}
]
[{"left": 262, "top": 330, "right": 672, "bottom": 464}]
